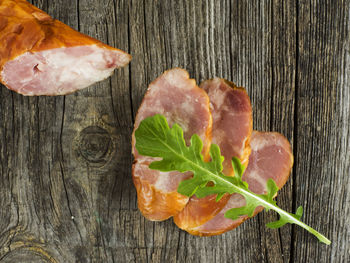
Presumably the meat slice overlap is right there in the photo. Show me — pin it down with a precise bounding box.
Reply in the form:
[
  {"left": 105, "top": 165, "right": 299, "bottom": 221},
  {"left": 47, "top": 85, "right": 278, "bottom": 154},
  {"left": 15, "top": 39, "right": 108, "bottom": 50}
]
[
  {"left": 190, "top": 131, "right": 293, "bottom": 236},
  {"left": 0, "top": 0, "right": 131, "bottom": 95},
  {"left": 132, "top": 70, "right": 294, "bottom": 235},
  {"left": 174, "top": 78, "right": 252, "bottom": 231},
  {"left": 132, "top": 68, "right": 212, "bottom": 221}
]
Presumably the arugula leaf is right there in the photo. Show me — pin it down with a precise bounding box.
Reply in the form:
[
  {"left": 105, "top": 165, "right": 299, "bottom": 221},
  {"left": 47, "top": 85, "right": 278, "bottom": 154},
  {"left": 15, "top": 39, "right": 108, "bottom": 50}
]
[{"left": 135, "top": 114, "right": 331, "bottom": 245}]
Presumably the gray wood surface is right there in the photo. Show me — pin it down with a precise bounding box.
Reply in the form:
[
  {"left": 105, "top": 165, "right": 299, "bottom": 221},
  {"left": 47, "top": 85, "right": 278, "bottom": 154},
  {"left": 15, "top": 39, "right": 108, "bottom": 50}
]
[{"left": 0, "top": 0, "right": 349, "bottom": 262}]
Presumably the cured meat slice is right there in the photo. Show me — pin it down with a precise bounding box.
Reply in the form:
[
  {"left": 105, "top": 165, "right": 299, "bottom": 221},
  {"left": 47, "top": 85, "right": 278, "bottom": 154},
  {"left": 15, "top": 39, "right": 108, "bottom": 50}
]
[
  {"left": 174, "top": 78, "right": 252, "bottom": 230},
  {"left": 188, "top": 131, "right": 293, "bottom": 236},
  {"left": 132, "top": 68, "right": 212, "bottom": 221},
  {"left": 0, "top": 0, "right": 131, "bottom": 95},
  {"left": 201, "top": 78, "right": 252, "bottom": 173}
]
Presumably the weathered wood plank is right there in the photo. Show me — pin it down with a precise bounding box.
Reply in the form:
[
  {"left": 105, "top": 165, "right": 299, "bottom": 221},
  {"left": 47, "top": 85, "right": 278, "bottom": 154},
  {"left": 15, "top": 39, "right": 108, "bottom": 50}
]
[
  {"left": 0, "top": 1, "right": 80, "bottom": 262},
  {"left": 294, "top": 1, "right": 350, "bottom": 262},
  {"left": 260, "top": 1, "right": 297, "bottom": 262},
  {"left": 1, "top": 0, "right": 132, "bottom": 262}
]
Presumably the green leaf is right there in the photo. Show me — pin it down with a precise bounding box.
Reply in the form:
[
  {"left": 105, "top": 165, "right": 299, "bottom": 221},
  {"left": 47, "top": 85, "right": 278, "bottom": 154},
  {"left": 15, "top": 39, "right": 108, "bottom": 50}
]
[
  {"left": 216, "top": 193, "right": 226, "bottom": 202},
  {"left": 266, "top": 206, "right": 303, "bottom": 229},
  {"left": 232, "top": 156, "right": 246, "bottom": 179},
  {"left": 134, "top": 114, "right": 331, "bottom": 245}
]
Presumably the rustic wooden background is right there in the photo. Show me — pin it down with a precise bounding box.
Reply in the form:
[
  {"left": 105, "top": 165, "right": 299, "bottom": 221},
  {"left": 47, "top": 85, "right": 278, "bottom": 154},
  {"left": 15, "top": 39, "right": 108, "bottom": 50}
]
[{"left": 0, "top": 0, "right": 349, "bottom": 262}]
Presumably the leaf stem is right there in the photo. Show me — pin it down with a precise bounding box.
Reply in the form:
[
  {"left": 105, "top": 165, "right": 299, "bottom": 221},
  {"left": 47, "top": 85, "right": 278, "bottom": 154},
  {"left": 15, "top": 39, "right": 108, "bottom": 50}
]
[
  {"left": 229, "top": 183, "right": 331, "bottom": 245},
  {"left": 159, "top": 135, "right": 330, "bottom": 244}
]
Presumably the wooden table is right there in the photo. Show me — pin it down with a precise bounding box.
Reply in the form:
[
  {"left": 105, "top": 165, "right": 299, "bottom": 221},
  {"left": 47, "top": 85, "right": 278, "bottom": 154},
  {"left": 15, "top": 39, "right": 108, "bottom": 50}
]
[{"left": 0, "top": 0, "right": 349, "bottom": 262}]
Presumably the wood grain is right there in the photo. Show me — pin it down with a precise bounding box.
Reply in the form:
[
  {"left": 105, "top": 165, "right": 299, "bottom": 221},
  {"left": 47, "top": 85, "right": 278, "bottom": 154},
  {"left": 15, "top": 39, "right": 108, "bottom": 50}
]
[
  {"left": 0, "top": 0, "right": 349, "bottom": 262},
  {"left": 294, "top": 0, "right": 350, "bottom": 262}
]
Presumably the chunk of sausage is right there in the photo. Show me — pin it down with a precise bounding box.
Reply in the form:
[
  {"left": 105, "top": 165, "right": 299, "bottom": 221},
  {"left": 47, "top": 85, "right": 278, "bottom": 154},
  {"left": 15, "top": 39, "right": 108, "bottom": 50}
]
[{"left": 0, "top": 0, "right": 131, "bottom": 95}]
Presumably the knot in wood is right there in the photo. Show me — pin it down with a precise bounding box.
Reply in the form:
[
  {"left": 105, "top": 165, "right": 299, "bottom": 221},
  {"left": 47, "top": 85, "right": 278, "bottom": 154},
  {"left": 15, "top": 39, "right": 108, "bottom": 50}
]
[{"left": 75, "top": 126, "right": 113, "bottom": 167}]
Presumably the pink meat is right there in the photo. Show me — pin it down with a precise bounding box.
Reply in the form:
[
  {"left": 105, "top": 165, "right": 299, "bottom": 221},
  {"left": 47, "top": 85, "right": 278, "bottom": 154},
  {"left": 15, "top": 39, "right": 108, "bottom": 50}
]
[
  {"left": 2, "top": 45, "right": 131, "bottom": 95},
  {"left": 132, "top": 68, "right": 212, "bottom": 221},
  {"left": 132, "top": 68, "right": 212, "bottom": 160},
  {"left": 201, "top": 78, "right": 252, "bottom": 173},
  {"left": 192, "top": 131, "right": 293, "bottom": 236},
  {"left": 174, "top": 79, "right": 252, "bottom": 231}
]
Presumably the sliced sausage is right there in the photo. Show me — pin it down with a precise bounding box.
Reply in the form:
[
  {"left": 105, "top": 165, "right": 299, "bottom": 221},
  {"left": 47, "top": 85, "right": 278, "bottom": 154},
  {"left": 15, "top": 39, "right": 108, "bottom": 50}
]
[
  {"left": 132, "top": 68, "right": 212, "bottom": 220},
  {"left": 174, "top": 78, "right": 252, "bottom": 230}
]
